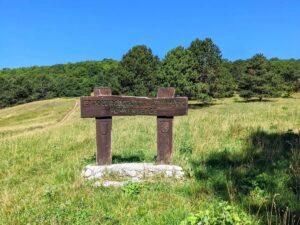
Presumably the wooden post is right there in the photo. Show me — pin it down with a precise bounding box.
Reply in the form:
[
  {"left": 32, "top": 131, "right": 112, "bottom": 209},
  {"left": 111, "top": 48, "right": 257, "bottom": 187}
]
[
  {"left": 94, "top": 87, "right": 112, "bottom": 165},
  {"left": 156, "top": 87, "right": 175, "bottom": 164}
]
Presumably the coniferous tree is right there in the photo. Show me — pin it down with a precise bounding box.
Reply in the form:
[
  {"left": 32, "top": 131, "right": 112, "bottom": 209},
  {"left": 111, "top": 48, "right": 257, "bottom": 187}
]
[
  {"left": 238, "top": 54, "right": 282, "bottom": 100},
  {"left": 159, "top": 46, "right": 197, "bottom": 98},
  {"left": 210, "top": 60, "right": 235, "bottom": 98},
  {"left": 270, "top": 59, "right": 300, "bottom": 96},
  {"left": 113, "top": 45, "right": 160, "bottom": 96},
  {"left": 188, "top": 38, "right": 234, "bottom": 100}
]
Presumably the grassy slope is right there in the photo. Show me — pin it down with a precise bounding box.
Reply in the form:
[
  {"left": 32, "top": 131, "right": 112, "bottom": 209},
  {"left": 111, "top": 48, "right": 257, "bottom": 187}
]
[
  {"left": 0, "top": 98, "right": 76, "bottom": 139},
  {"left": 0, "top": 96, "right": 300, "bottom": 224}
]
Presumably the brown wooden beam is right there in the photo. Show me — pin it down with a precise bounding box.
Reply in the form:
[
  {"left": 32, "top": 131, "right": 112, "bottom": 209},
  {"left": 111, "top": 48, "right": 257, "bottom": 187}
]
[
  {"left": 94, "top": 87, "right": 112, "bottom": 165},
  {"left": 80, "top": 95, "right": 187, "bottom": 118},
  {"left": 156, "top": 88, "right": 175, "bottom": 164}
]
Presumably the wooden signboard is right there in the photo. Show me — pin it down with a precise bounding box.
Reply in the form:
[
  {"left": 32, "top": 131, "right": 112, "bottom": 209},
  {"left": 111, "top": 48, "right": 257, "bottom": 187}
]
[{"left": 80, "top": 87, "right": 188, "bottom": 165}]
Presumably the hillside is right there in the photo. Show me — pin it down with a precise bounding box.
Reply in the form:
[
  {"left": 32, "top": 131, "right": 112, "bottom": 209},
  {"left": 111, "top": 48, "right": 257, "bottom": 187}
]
[
  {"left": 0, "top": 96, "right": 300, "bottom": 224},
  {"left": 0, "top": 59, "right": 118, "bottom": 108},
  {"left": 0, "top": 98, "right": 77, "bottom": 139},
  {"left": 1, "top": 41, "right": 300, "bottom": 109}
]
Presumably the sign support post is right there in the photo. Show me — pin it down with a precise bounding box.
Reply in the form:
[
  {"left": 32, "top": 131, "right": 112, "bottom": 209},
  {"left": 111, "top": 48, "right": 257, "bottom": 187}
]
[
  {"left": 94, "top": 87, "right": 112, "bottom": 165},
  {"left": 156, "top": 88, "right": 175, "bottom": 164}
]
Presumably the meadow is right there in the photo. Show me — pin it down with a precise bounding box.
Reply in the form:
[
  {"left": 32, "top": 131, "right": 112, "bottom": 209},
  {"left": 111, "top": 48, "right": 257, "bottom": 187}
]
[{"left": 0, "top": 95, "right": 300, "bottom": 224}]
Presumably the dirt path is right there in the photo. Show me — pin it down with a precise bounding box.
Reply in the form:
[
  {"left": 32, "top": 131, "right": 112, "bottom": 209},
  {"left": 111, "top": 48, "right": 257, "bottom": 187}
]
[
  {"left": 58, "top": 100, "right": 79, "bottom": 124},
  {"left": 2, "top": 100, "right": 79, "bottom": 140}
]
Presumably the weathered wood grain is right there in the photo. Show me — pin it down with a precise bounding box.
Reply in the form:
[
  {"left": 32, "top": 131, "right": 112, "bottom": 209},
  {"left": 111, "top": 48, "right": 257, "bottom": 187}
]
[{"left": 80, "top": 95, "right": 188, "bottom": 117}]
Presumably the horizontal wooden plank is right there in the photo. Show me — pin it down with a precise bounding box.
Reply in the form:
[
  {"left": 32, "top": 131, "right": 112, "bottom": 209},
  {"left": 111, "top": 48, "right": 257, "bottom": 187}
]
[{"left": 80, "top": 96, "right": 188, "bottom": 117}]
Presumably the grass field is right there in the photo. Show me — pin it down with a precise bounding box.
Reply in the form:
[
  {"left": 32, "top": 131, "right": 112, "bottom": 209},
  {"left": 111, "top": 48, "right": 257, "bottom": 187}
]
[{"left": 0, "top": 95, "right": 300, "bottom": 224}]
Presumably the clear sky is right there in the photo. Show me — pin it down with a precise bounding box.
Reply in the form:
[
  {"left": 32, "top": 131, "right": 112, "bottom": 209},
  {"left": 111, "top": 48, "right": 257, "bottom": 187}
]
[{"left": 1, "top": 0, "right": 300, "bottom": 68}]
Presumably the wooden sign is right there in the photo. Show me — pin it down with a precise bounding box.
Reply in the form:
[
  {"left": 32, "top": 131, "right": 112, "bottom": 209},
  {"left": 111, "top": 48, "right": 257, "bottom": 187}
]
[
  {"left": 80, "top": 96, "right": 188, "bottom": 117},
  {"left": 80, "top": 87, "right": 188, "bottom": 165}
]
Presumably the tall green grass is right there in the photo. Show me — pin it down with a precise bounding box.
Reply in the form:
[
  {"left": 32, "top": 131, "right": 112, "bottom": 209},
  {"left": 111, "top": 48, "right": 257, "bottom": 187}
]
[{"left": 0, "top": 95, "right": 300, "bottom": 224}]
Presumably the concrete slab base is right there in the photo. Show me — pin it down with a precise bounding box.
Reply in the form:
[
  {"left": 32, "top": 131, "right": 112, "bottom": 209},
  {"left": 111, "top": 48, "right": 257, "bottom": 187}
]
[{"left": 81, "top": 163, "right": 184, "bottom": 187}]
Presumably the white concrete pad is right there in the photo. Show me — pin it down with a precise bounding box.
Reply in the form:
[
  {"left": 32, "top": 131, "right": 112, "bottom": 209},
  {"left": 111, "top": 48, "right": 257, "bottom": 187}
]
[{"left": 82, "top": 163, "right": 184, "bottom": 180}]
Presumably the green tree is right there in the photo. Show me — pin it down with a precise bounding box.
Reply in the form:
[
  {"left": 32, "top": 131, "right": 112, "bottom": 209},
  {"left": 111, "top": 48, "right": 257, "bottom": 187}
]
[
  {"left": 230, "top": 59, "right": 247, "bottom": 83},
  {"left": 31, "top": 74, "right": 55, "bottom": 100},
  {"left": 188, "top": 38, "right": 222, "bottom": 84},
  {"left": 238, "top": 54, "right": 282, "bottom": 100},
  {"left": 0, "top": 59, "right": 119, "bottom": 107},
  {"left": 270, "top": 59, "right": 300, "bottom": 97},
  {"left": 0, "top": 76, "right": 14, "bottom": 108},
  {"left": 210, "top": 60, "right": 236, "bottom": 98},
  {"left": 114, "top": 45, "right": 160, "bottom": 96},
  {"left": 188, "top": 38, "right": 234, "bottom": 100},
  {"left": 159, "top": 46, "right": 197, "bottom": 98}
]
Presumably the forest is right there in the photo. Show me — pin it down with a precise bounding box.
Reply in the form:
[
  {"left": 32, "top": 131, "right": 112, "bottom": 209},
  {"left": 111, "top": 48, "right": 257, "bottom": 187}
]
[{"left": 1, "top": 38, "right": 300, "bottom": 108}]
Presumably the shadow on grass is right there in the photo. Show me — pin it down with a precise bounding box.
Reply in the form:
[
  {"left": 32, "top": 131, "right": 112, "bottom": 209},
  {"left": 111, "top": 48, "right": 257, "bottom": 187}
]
[
  {"left": 112, "top": 154, "right": 145, "bottom": 163},
  {"left": 81, "top": 153, "right": 146, "bottom": 164},
  {"left": 235, "top": 98, "right": 276, "bottom": 103},
  {"left": 191, "top": 129, "right": 300, "bottom": 221},
  {"left": 188, "top": 102, "right": 218, "bottom": 109}
]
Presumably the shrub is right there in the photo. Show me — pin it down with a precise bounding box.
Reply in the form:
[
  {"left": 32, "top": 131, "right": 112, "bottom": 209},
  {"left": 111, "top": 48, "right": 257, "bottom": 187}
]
[
  {"left": 180, "top": 200, "right": 259, "bottom": 225},
  {"left": 122, "top": 182, "right": 144, "bottom": 196}
]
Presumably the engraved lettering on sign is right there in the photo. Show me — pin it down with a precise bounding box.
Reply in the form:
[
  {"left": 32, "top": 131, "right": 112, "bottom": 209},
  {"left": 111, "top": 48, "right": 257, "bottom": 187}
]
[
  {"left": 101, "top": 108, "right": 109, "bottom": 114},
  {"left": 111, "top": 108, "right": 158, "bottom": 115},
  {"left": 81, "top": 96, "right": 187, "bottom": 117},
  {"left": 83, "top": 100, "right": 90, "bottom": 107},
  {"left": 83, "top": 98, "right": 186, "bottom": 109},
  {"left": 160, "top": 122, "right": 170, "bottom": 133}
]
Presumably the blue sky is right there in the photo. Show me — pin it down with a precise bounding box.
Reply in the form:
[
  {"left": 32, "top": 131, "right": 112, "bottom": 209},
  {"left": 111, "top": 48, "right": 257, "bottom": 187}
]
[{"left": 1, "top": 0, "right": 300, "bottom": 68}]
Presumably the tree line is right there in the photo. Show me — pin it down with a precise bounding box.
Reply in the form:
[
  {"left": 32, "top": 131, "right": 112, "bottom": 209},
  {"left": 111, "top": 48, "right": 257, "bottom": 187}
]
[{"left": 1, "top": 38, "right": 300, "bottom": 108}]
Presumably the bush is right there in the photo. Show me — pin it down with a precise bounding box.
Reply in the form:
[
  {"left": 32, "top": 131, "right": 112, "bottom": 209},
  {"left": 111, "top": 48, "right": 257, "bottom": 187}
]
[
  {"left": 122, "top": 182, "right": 145, "bottom": 196},
  {"left": 180, "top": 200, "right": 259, "bottom": 225}
]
